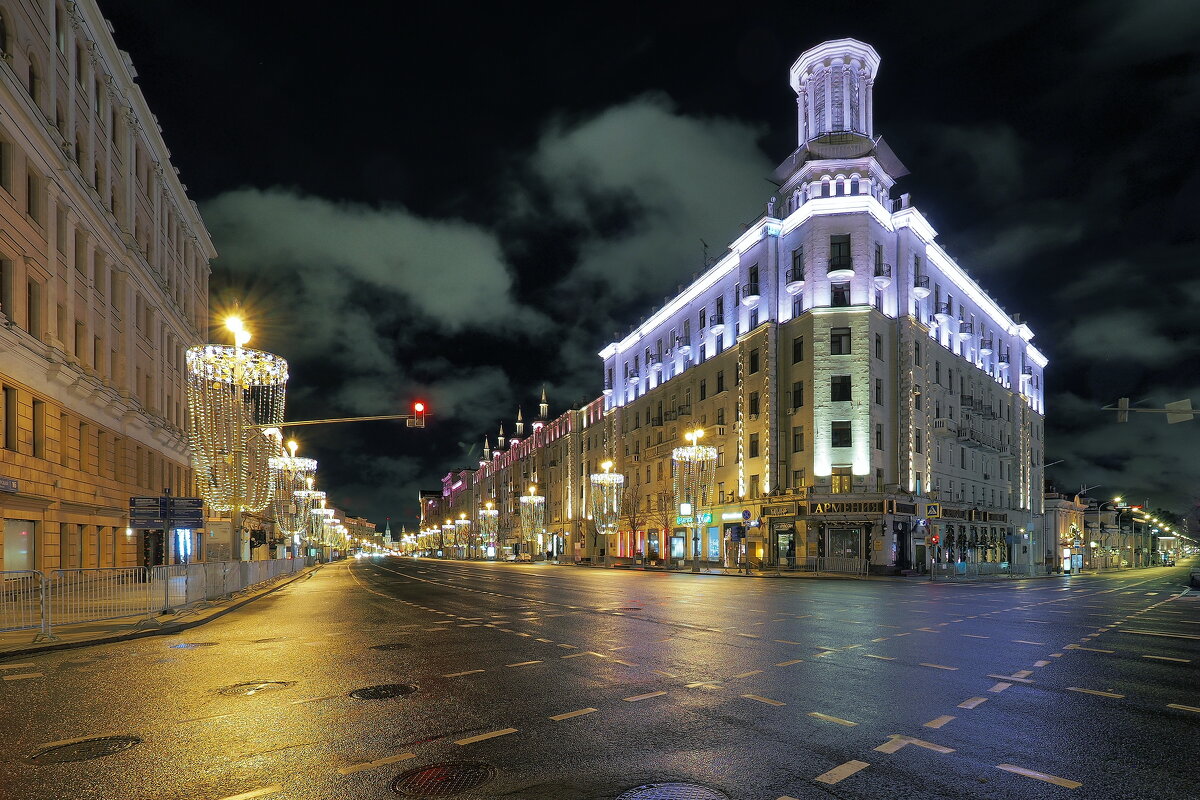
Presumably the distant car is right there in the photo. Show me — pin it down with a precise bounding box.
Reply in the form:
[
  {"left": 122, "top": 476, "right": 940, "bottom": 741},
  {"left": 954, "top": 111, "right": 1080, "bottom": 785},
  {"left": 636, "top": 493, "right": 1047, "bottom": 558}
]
[{"left": 1166, "top": 559, "right": 1176, "bottom": 567}]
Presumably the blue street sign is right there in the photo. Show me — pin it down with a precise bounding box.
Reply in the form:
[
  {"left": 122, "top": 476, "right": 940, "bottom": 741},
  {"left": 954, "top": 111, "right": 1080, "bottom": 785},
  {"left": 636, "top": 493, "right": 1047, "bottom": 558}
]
[
  {"left": 0, "top": 476, "right": 17, "bottom": 493},
  {"left": 129, "top": 519, "right": 166, "bottom": 529},
  {"left": 169, "top": 497, "right": 204, "bottom": 510},
  {"left": 171, "top": 514, "right": 205, "bottom": 526},
  {"left": 742, "top": 509, "right": 752, "bottom": 521},
  {"left": 131, "top": 496, "right": 166, "bottom": 508}
]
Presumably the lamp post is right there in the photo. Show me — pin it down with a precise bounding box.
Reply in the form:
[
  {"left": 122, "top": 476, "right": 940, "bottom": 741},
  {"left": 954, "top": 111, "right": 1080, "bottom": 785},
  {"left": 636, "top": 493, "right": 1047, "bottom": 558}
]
[
  {"left": 673, "top": 428, "right": 717, "bottom": 574},
  {"left": 186, "top": 316, "right": 289, "bottom": 561},
  {"left": 519, "top": 485, "right": 545, "bottom": 562},
  {"left": 478, "top": 501, "right": 499, "bottom": 560},
  {"left": 589, "top": 461, "right": 624, "bottom": 567}
]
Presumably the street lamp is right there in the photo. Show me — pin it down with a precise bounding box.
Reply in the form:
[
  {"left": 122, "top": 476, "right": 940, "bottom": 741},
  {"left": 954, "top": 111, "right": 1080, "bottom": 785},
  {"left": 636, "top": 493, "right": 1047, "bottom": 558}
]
[
  {"left": 519, "top": 485, "right": 545, "bottom": 562},
  {"left": 589, "top": 460, "right": 624, "bottom": 567},
  {"left": 673, "top": 428, "right": 717, "bottom": 574},
  {"left": 186, "top": 316, "right": 289, "bottom": 561}
]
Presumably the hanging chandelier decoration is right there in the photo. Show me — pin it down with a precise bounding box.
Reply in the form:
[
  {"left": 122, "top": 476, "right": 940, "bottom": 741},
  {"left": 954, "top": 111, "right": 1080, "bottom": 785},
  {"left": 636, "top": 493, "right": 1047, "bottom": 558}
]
[
  {"left": 589, "top": 461, "right": 625, "bottom": 536},
  {"left": 185, "top": 319, "right": 288, "bottom": 513},
  {"left": 268, "top": 441, "right": 317, "bottom": 535},
  {"left": 518, "top": 485, "right": 545, "bottom": 549},
  {"left": 673, "top": 431, "right": 718, "bottom": 521},
  {"left": 478, "top": 501, "right": 499, "bottom": 554}
]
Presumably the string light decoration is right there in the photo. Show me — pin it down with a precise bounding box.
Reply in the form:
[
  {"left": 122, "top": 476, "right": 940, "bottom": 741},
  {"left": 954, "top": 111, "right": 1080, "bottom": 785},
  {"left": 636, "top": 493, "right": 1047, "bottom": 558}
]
[
  {"left": 268, "top": 441, "right": 317, "bottom": 535},
  {"left": 185, "top": 324, "right": 289, "bottom": 513},
  {"left": 589, "top": 461, "right": 624, "bottom": 565},
  {"left": 673, "top": 429, "right": 718, "bottom": 572},
  {"left": 478, "top": 501, "right": 499, "bottom": 558},
  {"left": 518, "top": 484, "right": 545, "bottom": 556},
  {"left": 455, "top": 514, "right": 470, "bottom": 557}
]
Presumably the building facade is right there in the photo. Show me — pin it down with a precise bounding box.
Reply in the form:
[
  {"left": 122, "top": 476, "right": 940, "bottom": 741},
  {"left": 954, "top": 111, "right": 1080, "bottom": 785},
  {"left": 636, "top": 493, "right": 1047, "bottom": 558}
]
[
  {"left": 421, "top": 39, "right": 1047, "bottom": 574},
  {"left": 0, "top": 0, "right": 213, "bottom": 571}
]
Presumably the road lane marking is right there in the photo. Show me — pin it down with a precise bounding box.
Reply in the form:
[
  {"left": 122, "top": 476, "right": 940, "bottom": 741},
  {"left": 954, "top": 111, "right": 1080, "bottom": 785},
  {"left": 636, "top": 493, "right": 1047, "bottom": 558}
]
[
  {"left": 1167, "top": 703, "right": 1200, "bottom": 713},
  {"left": 920, "top": 663, "right": 957, "bottom": 671},
  {"left": 895, "top": 632, "right": 911, "bottom": 637},
  {"left": 1013, "top": 640, "right": 1045, "bottom": 645},
  {"left": 217, "top": 787, "right": 284, "bottom": 800},
  {"left": 1143, "top": 655, "right": 1190, "bottom": 663},
  {"left": 814, "top": 760, "right": 869, "bottom": 785},
  {"left": 1066, "top": 687, "right": 1124, "bottom": 698},
  {"left": 743, "top": 694, "right": 786, "bottom": 707},
  {"left": 505, "top": 661, "right": 543, "bottom": 668},
  {"left": 958, "top": 697, "right": 989, "bottom": 709},
  {"left": 685, "top": 681, "right": 722, "bottom": 689},
  {"left": 652, "top": 670, "right": 679, "bottom": 678},
  {"left": 989, "top": 682, "right": 1013, "bottom": 693},
  {"left": 863, "top": 654, "right": 895, "bottom": 660},
  {"left": 731, "top": 670, "right": 763, "bottom": 679},
  {"left": 444, "top": 669, "right": 486, "bottom": 677},
  {"left": 1064, "top": 644, "right": 1115, "bottom": 653},
  {"left": 774, "top": 639, "right": 803, "bottom": 645},
  {"left": 870, "top": 637, "right": 888, "bottom": 642},
  {"left": 623, "top": 691, "right": 667, "bottom": 702},
  {"left": 455, "top": 728, "right": 518, "bottom": 745},
  {"left": 2, "top": 673, "right": 43, "bottom": 681},
  {"left": 561, "top": 652, "right": 589, "bottom": 659},
  {"left": 987, "top": 674, "right": 1033, "bottom": 683},
  {"left": 1012, "top": 670, "right": 1034, "bottom": 678},
  {"left": 1033, "top": 660, "right": 1051, "bottom": 667},
  {"left": 611, "top": 659, "right": 639, "bottom": 666},
  {"left": 874, "top": 735, "right": 954, "bottom": 754},
  {"left": 0, "top": 663, "right": 36, "bottom": 670},
  {"left": 536, "top": 638, "right": 553, "bottom": 642},
  {"left": 923, "top": 715, "right": 955, "bottom": 729},
  {"left": 337, "top": 752, "right": 417, "bottom": 775},
  {"left": 775, "top": 659, "right": 804, "bottom": 667},
  {"left": 808, "top": 712, "right": 855, "bottom": 726},
  {"left": 549, "top": 708, "right": 598, "bottom": 721},
  {"left": 962, "top": 634, "right": 989, "bottom": 639},
  {"left": 1121, "top": 629, "right": 1200, "bottom": 640},
  {"left": 996, "top": 764, "right": 1082, "bottom": 789}
]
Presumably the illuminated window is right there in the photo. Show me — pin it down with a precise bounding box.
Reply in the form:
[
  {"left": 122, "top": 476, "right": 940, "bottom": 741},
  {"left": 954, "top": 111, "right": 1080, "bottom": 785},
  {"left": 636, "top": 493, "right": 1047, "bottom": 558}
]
[
  {"left": 831, "top": 466, "right": 852, "bottom": 493},
  {"left": 830, "top": 327, "right": 851, "bottom": 355}
]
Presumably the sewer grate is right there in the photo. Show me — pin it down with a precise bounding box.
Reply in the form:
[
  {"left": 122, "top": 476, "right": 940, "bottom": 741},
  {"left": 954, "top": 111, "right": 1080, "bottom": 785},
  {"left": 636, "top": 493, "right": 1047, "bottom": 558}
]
[
  {"left": 391, "top": 762, "right": 496, "bottom": 796},
  {"left": 169, "top": 642, "right": 218, "bottom": 649},
  {"left": 616, "top": 784, "right": 730, "bottom": 800},
  {"left": 350, "top": 683, "right": 418, "bottom": 700},
  {"left": 218, "top": 680, "right": 295, "bottom": 696},
  {"left": 371, "top": 643, "right": 412, "bottom": 651},
  {"left": 29, "top": 736, "right": 141, "bottom": 765}
]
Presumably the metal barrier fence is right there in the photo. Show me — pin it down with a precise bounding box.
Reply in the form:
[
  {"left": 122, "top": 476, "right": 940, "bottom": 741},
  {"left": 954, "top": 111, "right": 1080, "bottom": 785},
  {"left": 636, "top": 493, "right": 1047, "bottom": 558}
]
[{"left": 0, "top": 557, "right": 315, "bottom": 643}]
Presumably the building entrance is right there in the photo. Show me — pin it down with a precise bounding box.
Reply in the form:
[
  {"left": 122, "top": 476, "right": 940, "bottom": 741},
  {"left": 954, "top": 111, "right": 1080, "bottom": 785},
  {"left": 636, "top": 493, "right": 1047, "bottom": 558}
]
[{"left": 828, "top": 527, "right": 862, "bottom": 558}]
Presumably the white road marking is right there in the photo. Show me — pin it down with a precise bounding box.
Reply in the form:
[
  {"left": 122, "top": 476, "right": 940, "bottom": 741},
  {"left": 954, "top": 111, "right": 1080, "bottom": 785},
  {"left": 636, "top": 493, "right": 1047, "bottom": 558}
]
[
  {"left": 217, "top": 787, "right": 285, "bottom": 800},
  {"left": 454, "top": 728, "right": 518, "bottom": 745},
  {"left": 814, "top": 759, "right": 869, "bottom": 785},
  {"left": 623, "top": 691, "right": 667, "bottom": 702},
  {"left": 996, "top": 763, "right": 1081, "bottom": 789},
  {"left": 337, "top": 752, "right": 416, "bottom": 775},
  {"left": 549, "top": 707, "right": 598, "bottom": 721}
]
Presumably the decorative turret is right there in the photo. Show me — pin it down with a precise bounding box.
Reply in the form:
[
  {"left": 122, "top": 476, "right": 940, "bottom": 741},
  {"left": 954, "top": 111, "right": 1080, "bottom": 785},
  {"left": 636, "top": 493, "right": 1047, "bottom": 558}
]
[
  {"left": 790, "top": 38, "right": 880, "bottom": 148},
  {"left": 515, "top": 408, "right": 525, "bottom": 437},
  {"left": 497, "top": 424, "right": 506, "bottom": 450},
  {"left": 481, "top": 437, "right": 491, "bottom": 466},
  {"left": 538, "top": 386, "right": 549, "bottom": 420}
]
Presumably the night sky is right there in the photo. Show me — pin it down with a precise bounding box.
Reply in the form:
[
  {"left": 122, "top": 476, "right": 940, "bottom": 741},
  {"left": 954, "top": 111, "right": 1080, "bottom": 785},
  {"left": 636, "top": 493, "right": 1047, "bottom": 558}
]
[{"left": 98, "top": 1, "right": 1200, "bottom": 530}]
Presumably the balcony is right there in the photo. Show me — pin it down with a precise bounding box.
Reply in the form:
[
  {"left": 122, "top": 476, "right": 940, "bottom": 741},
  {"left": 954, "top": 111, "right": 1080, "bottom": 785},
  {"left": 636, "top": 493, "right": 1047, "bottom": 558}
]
[
  {"left": 603, "top": 382, "right": 613, "bottom": 396},
  {"left": 650, "top": 416, "right": 664, "bottom": 427},
  {"left": 676, "top": 336, "right": 692, "bottom": 355},
  {"left": 676, "top": 404, "right": 692, "bottom": 416},
  {"left": 997, "top": 354, "right": 1010, "bottom": 371},
  {"left": 711, "top": 425, "right": 728, "bottom": 437},
  {"left": 957, "top": 321, "right": 973, "bottom": 341},
  {"left": 784, "top": 267, "right": 804, "bottom": 295},
  {"left": 913, "top": 275, "right": 931, "bottom": 299},
  {"left": 628, "top": 372, "right": 641, "bottom": 384},
  {"left": 708, "top": 314, "right": 725, "bottom": 335},
  {"left": 931, "top": 417, "right": 958, "bottom": 438},
  {"left": 934, "top": 302, "right": 953, "bottom": 324},
  {"left": 827, "top": 256, "right": 854, "bottom": 280},
  {"left": 960, "top": 394, "right": 975, "bottom": 407},
  {"left": 647, "top": 353, "right": 662, "bottom": 372},
  {"left": 957, "top": 426, "right": 1002, "bottom": 453},
  {"left": 979, "top": 338, "right": 994, "bottom": 355},
  {"left": 872, "top": 263, "right": 892, "bottom": 290},
  {"left": 741, "top": 283, "right": 761, "bottom": 307}
]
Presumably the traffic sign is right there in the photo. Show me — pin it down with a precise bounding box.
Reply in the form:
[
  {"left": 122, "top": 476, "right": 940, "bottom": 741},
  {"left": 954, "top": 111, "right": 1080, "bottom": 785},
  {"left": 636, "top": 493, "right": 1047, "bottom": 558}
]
[
  {"left": 742, "top": 509, "right": 751, "bottom": 521},
  {"left": 131, "top": 496, "right": 166, "bottom": 508},
  {"left": 169, "top": 497, "right": 204, "bottom": 510},
  {"left": 129, "top": 519, "right": 166, "bottom": 529}
]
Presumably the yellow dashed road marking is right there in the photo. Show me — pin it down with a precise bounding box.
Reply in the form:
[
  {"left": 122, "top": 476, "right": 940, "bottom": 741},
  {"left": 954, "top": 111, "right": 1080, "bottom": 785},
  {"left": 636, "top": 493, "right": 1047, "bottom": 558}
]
[
  {"left": 814, "top": 760, "right": 870, "bottom": 785},
  {"left": 996, "top": 764, "right": 1081, "bottom": 789},
  {"left": 808, "top": 711, "right": 855, "bottom": 726}
]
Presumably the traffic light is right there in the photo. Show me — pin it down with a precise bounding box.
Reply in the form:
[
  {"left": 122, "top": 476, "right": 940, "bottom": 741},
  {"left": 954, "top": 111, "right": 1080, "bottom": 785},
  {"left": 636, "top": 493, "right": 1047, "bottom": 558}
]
[
  {"left": 408, "top": 401, "right": 426, "bottom": 428},
  {"left": 930, "top": 534, "right": 940, "bottom": 546}
]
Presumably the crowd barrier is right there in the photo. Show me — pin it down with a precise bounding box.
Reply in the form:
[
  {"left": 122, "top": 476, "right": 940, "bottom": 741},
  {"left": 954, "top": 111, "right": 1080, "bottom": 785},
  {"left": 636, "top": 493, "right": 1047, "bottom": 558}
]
[{"left": 0, "top": 557, "right": 316, "bottom": 643}]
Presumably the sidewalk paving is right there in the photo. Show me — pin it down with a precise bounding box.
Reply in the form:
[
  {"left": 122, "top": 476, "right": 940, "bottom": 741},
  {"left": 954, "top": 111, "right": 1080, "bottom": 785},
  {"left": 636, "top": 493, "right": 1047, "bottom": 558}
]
[{"left": 0, "top": 563, "right": 322, "bottom": 659}]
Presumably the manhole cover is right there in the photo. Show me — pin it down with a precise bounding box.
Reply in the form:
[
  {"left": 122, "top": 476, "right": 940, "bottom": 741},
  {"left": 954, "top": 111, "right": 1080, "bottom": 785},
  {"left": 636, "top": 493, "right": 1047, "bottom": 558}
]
[
  {"left": 616, "top": 607, "right": 643, "bottom": 611},
  {"left": 169, "top": 642, "right": 217, "bottom": 649},
  {"left": 616, "top": 784, "right": 730, "bottom": 800},
  {"left": 218, "top": 681, "right": 295, "bottom": 696},
  {"left": 391, "top": 762, "right": 496, "bottom": 796},
  {"left": 372, "top": 643, "right": 412, "bottom": 651},
  {"left": 350, "top": 683, "right": 418, "bottom": 700},
  {"left": 29, "top": 736, "right": 141, "bottom": 764}
]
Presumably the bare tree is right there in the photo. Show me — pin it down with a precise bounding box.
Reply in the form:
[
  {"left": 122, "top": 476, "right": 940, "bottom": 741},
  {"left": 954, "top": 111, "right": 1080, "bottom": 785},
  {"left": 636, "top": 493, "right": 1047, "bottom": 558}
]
[{"left": 619, "top": 471, "right": 647, "bottom": 556}]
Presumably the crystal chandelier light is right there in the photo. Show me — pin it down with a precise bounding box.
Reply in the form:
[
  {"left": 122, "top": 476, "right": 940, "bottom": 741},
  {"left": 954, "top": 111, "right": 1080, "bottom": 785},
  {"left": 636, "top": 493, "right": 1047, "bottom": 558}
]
[
  {"left": 589, "top": 461, "right": 624, "bottom": 565},
  {"left": 185, "top": 320, "right": 288, "bottom": 513},
  {"left": 673, "top": 429, "right": 717, "bottom": 572},
  {"left": 268, "top": 441, "right": 317, "bottom": 536},
  {"left": 518, "top": 485, "right": 545, "bottom": 556}
]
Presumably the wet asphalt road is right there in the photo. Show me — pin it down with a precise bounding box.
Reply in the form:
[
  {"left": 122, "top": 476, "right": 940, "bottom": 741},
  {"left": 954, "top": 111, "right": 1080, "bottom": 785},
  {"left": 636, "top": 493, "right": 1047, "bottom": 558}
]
[{"left": 1, "top": 558, "right": 1198, "bottom": 800}]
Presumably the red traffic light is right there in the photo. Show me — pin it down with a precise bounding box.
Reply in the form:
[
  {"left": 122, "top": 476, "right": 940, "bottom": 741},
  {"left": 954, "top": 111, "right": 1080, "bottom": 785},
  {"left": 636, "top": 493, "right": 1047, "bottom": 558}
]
[
  {"left": 930, "top": 534, "right": 940, "bottom": 545},
  {"left": 408, "top": 401, "right": 427, "bottom": 428},
  {"left": 413, "top": 402, "right": 425, "bottom": 413}
]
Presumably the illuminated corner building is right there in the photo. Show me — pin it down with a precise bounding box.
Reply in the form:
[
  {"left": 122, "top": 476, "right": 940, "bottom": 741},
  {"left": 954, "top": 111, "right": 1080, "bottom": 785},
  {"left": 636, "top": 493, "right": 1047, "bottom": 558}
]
[
  {"left": 599, "top": 38, "right": 1046, "bottom": 574},
  {"left": 0, "top": 0, "right": 213, "bottom": 571}
]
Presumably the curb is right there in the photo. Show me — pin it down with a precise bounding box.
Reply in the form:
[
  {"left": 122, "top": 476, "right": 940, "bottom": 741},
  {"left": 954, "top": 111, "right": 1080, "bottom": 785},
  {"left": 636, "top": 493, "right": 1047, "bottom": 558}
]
[{"left": 0, "top": 564, "right": 324, "bottom": 660}]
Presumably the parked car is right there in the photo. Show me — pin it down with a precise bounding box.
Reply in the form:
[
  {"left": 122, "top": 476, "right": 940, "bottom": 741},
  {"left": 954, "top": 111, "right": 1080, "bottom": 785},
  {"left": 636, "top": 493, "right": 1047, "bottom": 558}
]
[
  {"left": 1166, "top": 559, "right": 1176, "bottom": 566},
  {"left": 1190, "top": 568, "right": 1200, "bottom": 588}
]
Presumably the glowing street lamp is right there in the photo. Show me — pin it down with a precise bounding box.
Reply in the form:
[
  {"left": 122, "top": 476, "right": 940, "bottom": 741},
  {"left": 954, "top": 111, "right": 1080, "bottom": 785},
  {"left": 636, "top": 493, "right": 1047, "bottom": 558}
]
[
  {"left": 589, "top": 460, "right": 624, "bottom": 567},
  {"left": 455, "top": 513, "right": 470, "bottom": 559},
  {"left": 673, "top": 428, "right": 717, "bottom": 573},
  {"left": 478, "top": 500, "right": 499, "bottom": 560},
  {"left": 519, "top": 485, "right": 545, "bottom": 561}
]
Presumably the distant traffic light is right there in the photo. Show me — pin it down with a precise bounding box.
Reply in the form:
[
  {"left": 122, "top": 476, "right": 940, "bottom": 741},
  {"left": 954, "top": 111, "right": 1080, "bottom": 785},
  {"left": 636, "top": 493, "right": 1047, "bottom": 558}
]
[
  {"left": 930, "top": 534, "right": 940, "bottom": 545},
  {"left": 408, "top": 401, "right": 426, "bottom": 428}
]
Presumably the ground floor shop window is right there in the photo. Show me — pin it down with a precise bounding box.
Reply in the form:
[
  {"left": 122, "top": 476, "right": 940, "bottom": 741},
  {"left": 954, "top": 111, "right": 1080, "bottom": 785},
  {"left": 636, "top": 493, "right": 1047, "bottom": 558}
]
[{"left": 2, "top": 519, "right": 37, "bottom": 571}]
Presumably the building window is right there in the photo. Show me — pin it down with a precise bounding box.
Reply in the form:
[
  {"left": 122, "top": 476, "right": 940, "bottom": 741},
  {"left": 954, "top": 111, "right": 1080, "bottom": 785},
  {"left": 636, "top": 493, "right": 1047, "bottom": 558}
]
[
  {"left": 26, "top": 172, "right": 43, "bottom": 224},
  {"left": 829, "top": 234, "right": 851, "bottom": 270},
  {"left": 914, "top": 342, "right": 922, "bottom": 366},
  {"left": 831, "top": 375, "right": 852, "bottom": 401},
  {"left": 792, "top": 246, "right": 803, "bottom": 274},
  {"left": 749, "top": 433, "right": 760, "bottom": 458},
  {"left": 875, "top": 333, "right": 883, "bottom": 359},
  {"left": 749, "top": 348, "right": 760, "bottom": 374},
  {"left": 27, "top": 60, "right": 39, "bottom": 103},
  {"left": 32, "top": 399, "right": 45, "bottom": 459},
  {"left": 716, "top": 371, "right": 725, "bottom": 393},
  {"left": 699, "top": 380, "right": 707, "bottom": 401},
  {"left": 831, "top": 466, "right": 852, "bottom": 493},
  {"left": 791, "top": 380, "right": 803, "bottom": 409},
  {"left": 792, "top": 336, "right": 804, "bottom": 363},
  {"left": 0, "top": 135, "right": 11, "bottom": 193},
  {"left": 2, "top": 385, "right": 15, "bottom": 451},
  {"left": 749, "top": 474, "right": 760, "bottom": 499},
  {"left": 792, "top": 425, "right": 804, "bottom": 452},
  {"left": 915, "top": 430, "right": 923, "bottom": 454},
  {"left": 748, "top": 391, "right": 760, "bottom": 416},
  {"left": 749, "top": 309, "right": 759, "bottom": 329},
  {"left": 874, "top": 378, "right": 883, "bottom": 405},
  {"left": 698, "top": 343, "right": 705, "bottom": 362},
  {"left": 832, "top": 421, "right": 852, "bottom": 448},
  {"left": 831, "top": 282, "right": 851, "bottom": 307},
  {"left": 831, "top": 327, "right": 851, "bottom": 355},
  {"left": 792, "top": 468, "right": 805, "bottom": 487},
  {"left": 0, "top": 11, "right": 9, "bottom": 55},
  {"left": 699, "top": 308, "right": 706, "bottom": 329},
  {"left": 875, "top": 424, "right": 883, "bottom": 450},
  {"left": 792, "top": 296, "right": 803, "bottom": 318},
  {"left": 717, "top": 445, "right": 726, "bottom": 467},
  {"left": 716, "top": 407, "right": 725, "bottom": 425}
]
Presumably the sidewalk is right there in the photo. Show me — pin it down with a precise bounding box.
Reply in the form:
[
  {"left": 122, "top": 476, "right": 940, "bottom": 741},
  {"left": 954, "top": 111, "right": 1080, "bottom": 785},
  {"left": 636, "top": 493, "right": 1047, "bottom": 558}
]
[{"left": 0, "top": 563, "right": 322, "bottom": 659}]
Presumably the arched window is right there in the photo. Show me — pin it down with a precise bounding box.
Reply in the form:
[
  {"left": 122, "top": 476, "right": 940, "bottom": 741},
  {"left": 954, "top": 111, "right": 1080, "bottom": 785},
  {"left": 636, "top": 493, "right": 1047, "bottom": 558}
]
[{"left": 26, "top": 57, "right": 39, "bottom": 102}]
